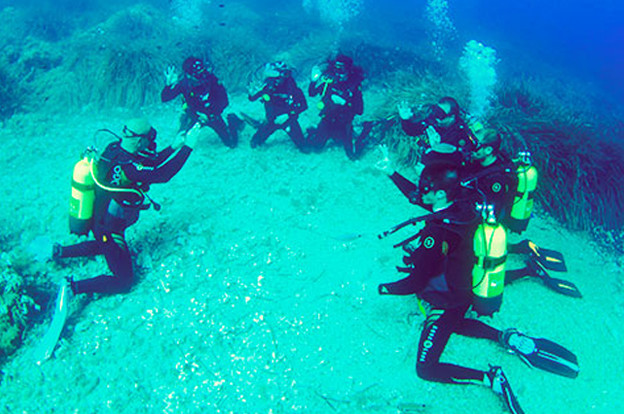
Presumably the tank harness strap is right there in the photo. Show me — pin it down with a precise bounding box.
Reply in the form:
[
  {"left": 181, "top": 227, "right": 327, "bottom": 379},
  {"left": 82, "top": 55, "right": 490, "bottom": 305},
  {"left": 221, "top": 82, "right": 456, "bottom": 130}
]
[
  {"left": 481, "top": 255, "right": 507, "bottom": 270},
  {"left": 71, "top": 179, "right": 93, "bottom": 192},
  {"left": 516, "top": 190, "right": 535, "bottom": 198}
]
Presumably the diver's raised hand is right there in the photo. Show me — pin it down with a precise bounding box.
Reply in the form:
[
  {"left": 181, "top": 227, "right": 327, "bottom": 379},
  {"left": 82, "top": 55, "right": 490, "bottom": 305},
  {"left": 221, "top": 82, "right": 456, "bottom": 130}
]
[
  {"left": 171, "top": 131, "right": 185, "bottom": 150},
  {"left": 184, "top": 122, "right": 207, "bottom": 149},
  {"left": 164, "top": 66, "right": 179, "bottom": 86},
  {"left": 397, "top": 100, "right": 414, "bottom": 120},
  {"left": 247, "top": 79, "right": 265, "bottom": 99},
  {"left": 310, "top": 65, "right": 323, "bottom": 82},
  {"left": 331, "top": 94, "right": 347, "bottom": 106},
  {"left": 425, "top": 125, "right": 441, "bottom": 147},
  {"left": 374, "top": 144, "right": 394, "bottom": 174}
]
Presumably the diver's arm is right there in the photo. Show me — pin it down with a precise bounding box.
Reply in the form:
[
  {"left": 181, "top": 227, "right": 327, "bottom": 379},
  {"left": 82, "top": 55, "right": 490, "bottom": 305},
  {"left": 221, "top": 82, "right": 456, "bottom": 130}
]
[
  {"left": 123, "top": 146, "right": 193, "bottom": 184},
  {"left": 308, "top": 81, "right": 322, "bottom": 97},
  {"left": 401, "top": 118, "right": 427, "bottom": 137},
  {"left": 141, "top": 146, "right": 176, "bottom": 167},
  {"left": 350, "top": 86, "right": 364, "bottom": 115},
  {"left": 388, "top": 172, "right": 420, "bottom": 202},
  {"left": 161, "top": 82, "right": 184, "bottom": 102},
  {"left": 248, "top": 88, "right": 265, "bottom": 102},
  {"left": 291, "top": 79, "right": 308, "bottom": 113}
]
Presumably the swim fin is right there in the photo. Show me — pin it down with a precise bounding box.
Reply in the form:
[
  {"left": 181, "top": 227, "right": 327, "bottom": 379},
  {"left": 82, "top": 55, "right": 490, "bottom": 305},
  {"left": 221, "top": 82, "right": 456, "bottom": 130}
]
[
  {"left": 34, "top": 280, "right": 72, "bottom": 363},
  {"left": 500, "top": 329, "right": 579, "bottom": 378},
  {"left": 510, "top": 239, "right": 567, "bottom": 272},
  {"left": 239, "top": 112, "right": 263, "bottom": 129},
  {"left": 528, "top": 260, "right": 582, "bottom": 298},
  {"left": 487, "top": 366, "right": 525, "bottom": 414}
]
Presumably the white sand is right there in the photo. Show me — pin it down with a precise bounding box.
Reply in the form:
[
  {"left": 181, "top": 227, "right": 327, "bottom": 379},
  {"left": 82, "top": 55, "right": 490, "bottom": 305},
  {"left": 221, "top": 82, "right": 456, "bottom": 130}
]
[{"left": 0, "top": 97, "right": 622, "bottom": 413}]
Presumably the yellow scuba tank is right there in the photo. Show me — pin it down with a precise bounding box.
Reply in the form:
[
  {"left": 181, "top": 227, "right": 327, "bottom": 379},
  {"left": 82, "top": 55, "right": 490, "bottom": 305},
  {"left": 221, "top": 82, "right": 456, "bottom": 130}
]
[
  {"left": 472, "top": 205, "right": 507, "bottom": 316},
  {"left": 69, "top": 152, "right": 96, "bottom": 235},
  {"left": 508, "top": 151, "right": 538, "bottom": 233}
]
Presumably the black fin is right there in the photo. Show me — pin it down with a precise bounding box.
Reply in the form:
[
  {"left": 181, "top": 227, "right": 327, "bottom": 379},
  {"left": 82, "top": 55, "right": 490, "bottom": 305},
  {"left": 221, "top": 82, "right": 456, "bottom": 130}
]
[
  {"left": 239, "top": 112, "right": 263, "bottom": 129},
  {"left": 502, "top": 329, "right": 580, "bottom": 378},
  {"left": 528, "top": 260, "right": 582, "bottom": 298},
  {"left": 511, "top": 239, "right": 567, "bottom": 272}
]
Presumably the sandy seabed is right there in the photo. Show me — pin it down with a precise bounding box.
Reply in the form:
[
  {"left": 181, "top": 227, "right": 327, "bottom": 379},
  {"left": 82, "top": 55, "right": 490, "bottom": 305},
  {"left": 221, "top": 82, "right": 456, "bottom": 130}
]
[{"left": 0, "top": 96, "right": 623, "bottom": 414}]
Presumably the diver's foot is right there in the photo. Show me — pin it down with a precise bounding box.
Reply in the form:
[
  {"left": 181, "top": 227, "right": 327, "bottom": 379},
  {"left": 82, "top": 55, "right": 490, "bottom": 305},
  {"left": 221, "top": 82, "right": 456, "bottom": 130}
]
[
  {"left": 62, "top": 276, "right": 77, "bottom": 298},
  {"left": 52, "top": 243, "right": 63, "bottom": 261},
  {"left": 500, "top": 328, "right": 536, "bottom": 356},
  {"left": 487, "top": 366, "right": 525, "bottom": 414},
  {"left": 499, "top": 328, "right": 580, "bottom": 378}
]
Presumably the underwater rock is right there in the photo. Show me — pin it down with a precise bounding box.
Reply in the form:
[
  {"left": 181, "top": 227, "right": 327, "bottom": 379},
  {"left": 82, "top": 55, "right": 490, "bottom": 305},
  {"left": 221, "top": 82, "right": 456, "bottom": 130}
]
[{"left": 0, "top": 254, "right": 39, "bottom": 361}]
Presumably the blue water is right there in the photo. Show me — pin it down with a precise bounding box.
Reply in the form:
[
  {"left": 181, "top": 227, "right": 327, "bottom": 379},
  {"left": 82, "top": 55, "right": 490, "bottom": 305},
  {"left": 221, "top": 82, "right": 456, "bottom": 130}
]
[
  {"left": 444, "top": 0, "right": 623, "bottom": 102},
  {"left": 365, "top": 0, "right": 624, "bottom": 103},
  {"left": 385, "top": 0, "right": 622, "bottom": 104}
]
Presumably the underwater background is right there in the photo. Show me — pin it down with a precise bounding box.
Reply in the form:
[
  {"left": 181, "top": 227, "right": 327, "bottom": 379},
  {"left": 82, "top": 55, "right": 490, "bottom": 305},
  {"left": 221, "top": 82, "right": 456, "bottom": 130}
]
[{"left": 0, "top": 0, "right": 623, "bottom": 413}]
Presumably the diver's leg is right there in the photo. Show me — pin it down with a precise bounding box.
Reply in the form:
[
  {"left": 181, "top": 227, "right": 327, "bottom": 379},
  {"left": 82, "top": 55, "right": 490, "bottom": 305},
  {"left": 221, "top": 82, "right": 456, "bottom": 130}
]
[
  {"left": 339, "top": 120, "right": 358, "bottom": 160},
  {"left": 226, "top": 113, "right": 243, "bottom": 147},
  {"left": 455, "top": 317, "right": 502, "bottom": 342},
  {"left": 306, "top": 118, "right": 331, "bottom": 151},
  {"left": 251, "top": 121, "right": 279, "bottom": 148},
  {"left": 71, "top": 231, "right": 134, "bottom": 295},
  {"left": 179, "top": 111, "right": 198, "bottom": 134},
  {"left": 285, "top": 118, "right": 307, "bottom": 150},
  {"left": 416, "top": 307, "right": 488, "bottom": 384},
  {"left": 208, "top": 114, "right": 237, "bottom": 148},
  {"left": 56, "top": 240, "right": 102, "bottom": 258}
]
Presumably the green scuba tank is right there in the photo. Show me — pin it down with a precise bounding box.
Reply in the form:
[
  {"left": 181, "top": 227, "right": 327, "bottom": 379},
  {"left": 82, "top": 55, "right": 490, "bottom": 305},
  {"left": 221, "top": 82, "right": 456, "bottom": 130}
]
[
  {"left": 69, "top": 154, "right": 96, "bottom": 235},
  {"left": 472, "top": 205, "right": 507, "bottom": 316},
  {"left": 508, "top": 151, "right": 538, "bottom": 233}
]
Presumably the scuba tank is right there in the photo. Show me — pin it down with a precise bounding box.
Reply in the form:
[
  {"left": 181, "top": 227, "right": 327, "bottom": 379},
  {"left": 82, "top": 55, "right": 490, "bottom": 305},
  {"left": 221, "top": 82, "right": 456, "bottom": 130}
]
[
  {"left": 472, "top": 204, "right": 507, "bottom": 316},
  {"left": 69, "top": 148, "right": 97, "bottom": 235},
  {"left": 508, "top": 151, "right": 538, "bottom": 233}
]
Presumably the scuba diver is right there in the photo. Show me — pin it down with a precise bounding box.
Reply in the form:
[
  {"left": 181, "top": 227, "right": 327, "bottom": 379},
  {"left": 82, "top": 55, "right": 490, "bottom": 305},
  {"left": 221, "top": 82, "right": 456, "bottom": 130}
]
[
  {"left": 57, "top": 118, "right": 200, "bottom": 294},
  {"left": 377, "top": 162, "right": 579, "bottom": 414},
  {"left": 306, "top": 54, "right": 372, "bottom": 160},
  {"left": 36, "top": 118, "right": 202, "bottom": 362},
  {"left": 462, "top": 128, "right": 518, "bottom": 221},
  {"left": 247, "top": 61, "right": 308, "bottom": 150},
  {"left": 161, "top": 56, "right": 240, "bottom": 148},
  {"left": 398, "top": 96, "right": 477, "bottom": 167},
  {"left": 463, "top": 127, "right": 581, "bottom": 298}
]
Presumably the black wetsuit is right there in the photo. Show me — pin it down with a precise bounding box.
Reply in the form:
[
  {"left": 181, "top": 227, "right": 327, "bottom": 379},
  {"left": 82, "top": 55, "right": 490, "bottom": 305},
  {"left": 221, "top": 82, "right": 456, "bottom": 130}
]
[
  {"left": 379, "top": 202, "right": 505, "bottom": 384},
  {"left": 389, "top": 171, "right": 420, "bottom": 205},
  {"left": 462, "top": 154, "right": 518, "bottom": 222},
  {"left": 249, "top": 75, "right": 307, "bottom": 149},
  {"left": 307, "top": 71, "right": 366, "bottom": 159},
  {"left": 161, "top": 74, "right": 237, "bottom": 148},
  {"left": 59, "top": 141, "right": 193, "bottom": 294},
  {"left": 402, "top": 114, "right": 476, "bottom": 167}
]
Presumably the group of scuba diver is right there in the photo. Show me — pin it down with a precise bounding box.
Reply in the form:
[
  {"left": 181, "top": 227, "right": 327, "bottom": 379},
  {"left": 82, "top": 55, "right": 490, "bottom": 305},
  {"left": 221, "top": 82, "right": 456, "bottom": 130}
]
[
  {"left": 162, "top": 54, "right": 373, "bottom": 159},
  {"left": 375, "top": 95, "right": 581, "bottom": 413},
  {"left": 36, "top": 52, "right": 581, "bottom": 413}
]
